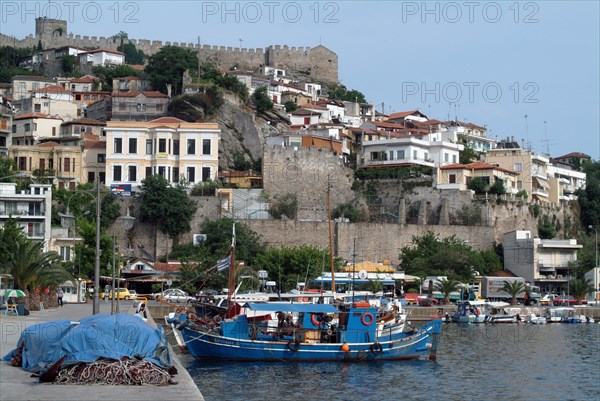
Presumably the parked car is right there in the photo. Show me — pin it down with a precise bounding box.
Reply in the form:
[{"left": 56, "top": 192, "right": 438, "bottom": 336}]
[
  {"left": 128, "top": 290, "right": 138, "bottom": 300},
  {"left": 553, "top": 296, "right": 586, "bottom": 306},
  {"left": 160, "top": 289, "right": 193, "bottom": 303},
  {"left": 540, "top": 294, "right": 558, "bottom": 305},
  {"left": 100, "top": 288, "right": 132, "bottom": 300},
  {"left": 586, "top": 299, "right": 600, "bottom": 306}
]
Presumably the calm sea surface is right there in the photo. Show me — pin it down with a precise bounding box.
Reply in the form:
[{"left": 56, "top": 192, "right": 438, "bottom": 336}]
[{"left": 182, "top": 323, "right": 600, "bottom": 401}]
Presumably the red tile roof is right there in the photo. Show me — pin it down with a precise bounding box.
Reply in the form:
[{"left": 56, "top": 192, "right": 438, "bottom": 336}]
[
  {"left": 554, "top": 152, "right": 591, "bottom": 160},
  {"left": 69, "top": 75, "right": 99, "bottom": 83},
  {"left": 128, "top": 64, "right": 145, "bottom": 71},
  {"left": 39, "top": 141, "right": 60, "bottom": 147},
  {"left": 388, "top": 110, "right": 427, "bottom": 120},
  {"left": 61, "top": 118, "right": 106, "bottom": 126},
  {"left": 12, "top": 75, "right": 53, "bottom": 81},
  {"left": 298, "top": 103, "right": 327, "bottom": 110},
  {"left": 149, "top": 117, "right": 185, "bottom": 124},
  {"left": 82, "top": 133, "right": 100, "bottom": 140},
  {"left": 83, "top": 140, "right": 106, "bottom": 149},
  {"left": 15, "top": 112, "right": 62, "bottom": 120},
  {"left": 440, "top": 161, "right": 518, "bottom": 175},
  {"left": 113, "top": 91, "right": 168, "bottom": 98},
  {"left": 372, "top": 121, "right": 406, "bottom": 130},
  {"left": 32, "top": 85, "right": 71, "bottom": 93},
  {"left": 115, "top": 76, "right": 143, "bottom": 80}
]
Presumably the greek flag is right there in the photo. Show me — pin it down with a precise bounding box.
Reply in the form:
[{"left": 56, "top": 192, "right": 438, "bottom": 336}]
[{"left": 217, "top": 255, "right": 231, "bottom": 272}]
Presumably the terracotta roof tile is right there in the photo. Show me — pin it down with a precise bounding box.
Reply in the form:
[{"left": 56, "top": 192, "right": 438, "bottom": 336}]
[
  {"left": 113, "top": 91, "right": 168, "bottom": 98},
  {"left": 32, "top": 85, "right": 71, "bottom": 93},
  {"left": 149, "top": 117, "right": 185, "bottom": 124},
  {"left": 69, "top": 75, "right": 99, "bottom": 83},
  {"left": 61, "top": 118, "right": 106, "bottom": 126},
  {"left": 15, "top": 112, "right": 62, "bottom": 120},
  {"left": 83, "top": 140, "right": 106, "bottom": 149}
]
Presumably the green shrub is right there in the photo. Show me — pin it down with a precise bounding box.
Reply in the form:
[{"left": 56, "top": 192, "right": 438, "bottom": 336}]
[{"left": 269, "top": 193, "right": 297, "bottom": 219}]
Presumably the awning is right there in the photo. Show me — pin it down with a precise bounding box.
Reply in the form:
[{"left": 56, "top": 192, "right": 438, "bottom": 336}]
[
  {"left": 243, "top": 303, "right": 339, "bottom": 313},
  {"left": 533, "top": 176, "right": 550, "bottom": 189}
]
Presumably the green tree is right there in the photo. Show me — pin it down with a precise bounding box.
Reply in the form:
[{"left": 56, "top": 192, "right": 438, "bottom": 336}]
[
  {"left": 0, "top": 157, "right": 18, "bottom": 182},
  {"left": 467, "top": 177, "right": 488, "bottom": 194},
  {"left": 502, "top": 280, "right": 525, "bottom": 305},
  {"left": 284, "top": 100, "right": 297, "bottom": 112},
  {"left": 251, "top": 86, "right": 273, "bottom": 112},
  {"left": 0, "top": 45, "right": 38, "bottom": 82},
  {"left": 488, "top": 179, "right": 506, "bottom": 195},
  {"left": 269, "top": 193, "right": 297, "bottom": 220},
  {"left": 139, "top": 175, "right": 197, "bottom": 244},
  {"left": 332, "top": 201, "right": 365, "bottom": 223},
  {"left": 434, "top": 278, "right": 461, "bottom": 304},
  {"left": 575, "top": 160, "right": 600, "bottom": 230},
  {"left": 60, "top": 54, "right": 78, "bottom": 76},
  {"left": 459, "top": 146, "right": 479, "bottom": 164},
  {"left": 569, "top": 278, "right": 594, "bottom": 305},
  {"left": 92, "top": 64, "right": 142, "bottom": 92},
  {"left": 0, "top": 237, "right": 72, "bottom": 291},
  {"left": 0, "top": 218, "right": 26, "bottom": 264},
  {"left": 254, "top": 245, "right": 335, "bottom": 292},
  {"left": 200, "top": 218, "right": 263, "bottom": 266},
  {"left": 326, "top": 83, "right": 366, "bottom": 103},
  {"left": 117, "top": 42, "right": 145, "bottom": 65},
  {"left": 538, "top": 216, "right": 557, "bottom": 239},
  {"left": 478, "top": 248, "right": 502, "bottom": 275},
  {"left": 145, "top": 46, "right": 198, "bottom": 95},
  {"left": 399, "top": 231, "right": 484, "bottom": 282}
]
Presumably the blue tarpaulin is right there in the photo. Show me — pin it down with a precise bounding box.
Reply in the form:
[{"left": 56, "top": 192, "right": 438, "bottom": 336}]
[{"left": 2, "top": 313, "right": 172, "bottom": 373}]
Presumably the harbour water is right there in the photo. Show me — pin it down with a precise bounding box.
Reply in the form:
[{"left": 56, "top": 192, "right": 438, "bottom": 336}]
[{"left": 183, "top": 323, "right": 600, "bottom": 401}]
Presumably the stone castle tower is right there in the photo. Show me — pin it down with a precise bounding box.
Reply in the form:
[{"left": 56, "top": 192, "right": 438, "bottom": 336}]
[{"left": 2, "top": 17, "right": 338, "bottom": 83}]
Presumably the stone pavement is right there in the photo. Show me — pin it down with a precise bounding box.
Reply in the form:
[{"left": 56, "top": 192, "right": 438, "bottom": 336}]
[{"left": 0, "top": 301, "right": 203, "bottom": 401}]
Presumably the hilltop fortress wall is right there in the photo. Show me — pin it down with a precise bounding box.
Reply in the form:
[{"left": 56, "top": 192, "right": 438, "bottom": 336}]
[{"left": 0, "top": 17, "right": 338, "bottom": 82}]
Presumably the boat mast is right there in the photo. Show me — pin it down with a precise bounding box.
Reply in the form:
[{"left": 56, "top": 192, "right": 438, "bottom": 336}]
[
  {"left": 327, "top": 179, "right": 335, "bottom": 293},
  {"left": 227, "top": 222, "right": 236, "bottom": 318}
]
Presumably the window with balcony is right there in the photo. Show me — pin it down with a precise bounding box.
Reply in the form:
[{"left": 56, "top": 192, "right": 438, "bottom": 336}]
[
  {"left": 158, "top": 138, "right": 167, "bottom": 153},
  {"left": 146, "top": 139, "right": 152, "bottom": 154},
  {"left": 97, "top": 154, "right": 106, "bottom": 163},
  {"left": 158, "top": 166, "right": 166, "bottom": 178}
]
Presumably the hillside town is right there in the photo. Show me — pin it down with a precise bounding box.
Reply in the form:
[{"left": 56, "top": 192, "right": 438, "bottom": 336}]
[{"left": 1, "top": 17, "right": 599, "bottom": 311}]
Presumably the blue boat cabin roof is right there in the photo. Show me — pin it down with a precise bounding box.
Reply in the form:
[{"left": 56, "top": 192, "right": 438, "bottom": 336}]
[{"left": 242, "top": 303, "right": 338, "bottom": 314}]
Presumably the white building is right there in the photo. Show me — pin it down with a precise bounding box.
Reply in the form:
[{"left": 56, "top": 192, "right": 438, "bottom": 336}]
[
  {"left": 503, "top": 230, "right": 582, "bottom": 294},
  {"left": 78, "top": 48, "right": 125, "bottom": 67},
  {"left": 0, "top": 183, "right": 52, "bottom": 251},
  {"left": 11, "top": 113, "right": 63, "bottom": 145},
  {"left": 360, "top": 136, "right": 463, "bottom": 168}
]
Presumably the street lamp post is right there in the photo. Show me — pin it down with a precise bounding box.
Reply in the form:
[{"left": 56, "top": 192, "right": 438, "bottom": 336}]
[
  {"left": 58, "top": 181, "right": 102, "bottom": 313},
  {"left": 117, "top": 208, "right": 135, "bottom": 314},
  {"left": 589, "top": 225, "right": 598, "bottom": 268}
]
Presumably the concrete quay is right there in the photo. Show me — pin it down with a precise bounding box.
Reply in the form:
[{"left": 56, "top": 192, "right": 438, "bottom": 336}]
[{"left": 0, "top": 301, "right": 203, "bottom": 401}]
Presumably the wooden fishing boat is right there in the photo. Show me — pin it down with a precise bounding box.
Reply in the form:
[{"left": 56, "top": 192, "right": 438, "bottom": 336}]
[{"left": 180, "top": 302, "right": 442, "bottom": 362}]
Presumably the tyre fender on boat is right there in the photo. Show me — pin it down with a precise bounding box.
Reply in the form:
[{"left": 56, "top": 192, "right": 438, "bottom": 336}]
[
  {"left": 361, "top": 312, "right": 375, "bottom": 326},
  {"left": 287, "top": 339, "right": 301, "bottom": 352},
  {"left": 370, "top": 342, "right": 383, "bottom": 355}
]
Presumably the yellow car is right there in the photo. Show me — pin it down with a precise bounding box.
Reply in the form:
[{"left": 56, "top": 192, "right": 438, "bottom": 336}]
[{"left": 100, "top": 288, "right": 132, "bottom": 300}]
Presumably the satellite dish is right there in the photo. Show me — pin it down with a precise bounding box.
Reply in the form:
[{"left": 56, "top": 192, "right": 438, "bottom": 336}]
[{"left": 358, "top": 270, "right": 368, "bottom": 280}]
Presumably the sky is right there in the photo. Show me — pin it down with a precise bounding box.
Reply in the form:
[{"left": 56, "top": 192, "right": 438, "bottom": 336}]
[{"left": 2, "top": 0, "right": 599, "bottom": 160}]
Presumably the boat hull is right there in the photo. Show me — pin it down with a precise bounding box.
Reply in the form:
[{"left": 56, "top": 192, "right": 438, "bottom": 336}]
[{"left": 182, "top": 320, "right": 442, "bottom": 362}]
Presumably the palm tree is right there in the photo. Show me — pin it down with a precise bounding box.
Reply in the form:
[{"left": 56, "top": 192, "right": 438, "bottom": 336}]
[
  {"left": 0, "top": 238, "right": 72, "bottom": 292},
  {"left": 434, "top": 278, "right": 461, "bottom": 304},
  {"left": 569, "top": 278, "right": 594, "bottom": 305},
  {"left": 502, "top": 280, "right": 525, "bottom": 305}
]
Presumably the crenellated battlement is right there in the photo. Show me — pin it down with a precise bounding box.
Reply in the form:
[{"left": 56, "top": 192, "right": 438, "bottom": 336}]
[{"left": 1, "top": 17, "right": 338, "bottom": 82}]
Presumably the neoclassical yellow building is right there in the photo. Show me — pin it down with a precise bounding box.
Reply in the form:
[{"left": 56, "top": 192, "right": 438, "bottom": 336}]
[{"left": 104, "top": 117, "right": 220, "bottom": 193}]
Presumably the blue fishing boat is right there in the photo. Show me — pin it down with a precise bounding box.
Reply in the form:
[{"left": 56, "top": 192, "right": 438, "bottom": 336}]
[{"left": 180, "top": 302, "right": 442, "bottom": 362}]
